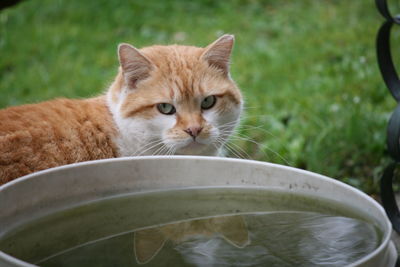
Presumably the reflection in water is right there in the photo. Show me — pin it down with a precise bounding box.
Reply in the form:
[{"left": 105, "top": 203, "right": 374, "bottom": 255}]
[
  {"left": 0, "top": 188, "right": 381, "bottom": 267},
  {"left": 133, "top": 213, "right": 379, "bottom": 267},
  {"left": 134, "top": 215, "right": 249, "bottom": 264}
]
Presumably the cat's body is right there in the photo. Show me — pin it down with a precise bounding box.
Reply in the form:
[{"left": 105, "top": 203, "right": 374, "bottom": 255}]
[
  {"left": 0, "top": 97, "right": 117, "bottom": 183},
  {"left": 0, "top": 35, "right": 243, "bottom": 184}
]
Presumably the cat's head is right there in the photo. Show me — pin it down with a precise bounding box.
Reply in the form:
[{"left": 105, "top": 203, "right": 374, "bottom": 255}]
[{"left": 107, "top": 35, "right": 243, "bottom": 156}]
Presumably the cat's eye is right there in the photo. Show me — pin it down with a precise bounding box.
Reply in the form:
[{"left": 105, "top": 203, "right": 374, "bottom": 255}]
[
  {"left": 201, "top": 95, "right": 216, "bottom": 110},
  {"left": 157, "top": 103, "right": 176, "bottom": 115}
]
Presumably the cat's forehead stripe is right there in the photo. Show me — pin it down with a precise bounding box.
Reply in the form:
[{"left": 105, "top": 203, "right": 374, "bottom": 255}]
[
  {"left": 169, "top": 87, "right": 175, "bottom": 99},
  {"left": 122, "top": 103, "right": 155, "bottom": 118}
]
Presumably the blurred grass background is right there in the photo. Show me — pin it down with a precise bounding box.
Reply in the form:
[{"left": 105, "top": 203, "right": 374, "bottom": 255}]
[{"left": 0, "top": 0, "right": 397, "bottom": 194}]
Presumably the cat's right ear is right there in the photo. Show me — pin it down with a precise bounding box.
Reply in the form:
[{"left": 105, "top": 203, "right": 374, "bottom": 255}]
[
  {"left": 134, "top": 228, "right": 167, "bottom": 264},
  {"left": 118, "top": 44, "right": 153, "bottom": 89},
  {"left": 201, "top": 34, "right": 234, "bottom": 76}
]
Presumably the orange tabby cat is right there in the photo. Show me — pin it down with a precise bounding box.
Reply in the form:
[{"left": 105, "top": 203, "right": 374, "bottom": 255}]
[{"left": 0, "top": 35, "right": 243, "bottom": 184}]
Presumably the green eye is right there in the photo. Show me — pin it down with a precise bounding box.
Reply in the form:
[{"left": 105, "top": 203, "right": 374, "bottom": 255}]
[
  {"left": 201, "top": 95, "right": 216, "bottom": 110},
  {"left": 157, "top": 103, "right": 176, "bottom": 115}
]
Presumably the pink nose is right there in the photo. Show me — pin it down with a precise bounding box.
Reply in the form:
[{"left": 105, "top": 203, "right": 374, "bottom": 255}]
[{"left": 184, "top": 127, "right": 203, "bottom": 138}]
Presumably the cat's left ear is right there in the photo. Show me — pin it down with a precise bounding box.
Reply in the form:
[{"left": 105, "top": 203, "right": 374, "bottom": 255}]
[
  {"left": 118, "top": 43, "right": 153, "bottom": 89},
  {"left": 201, "top": 34, "right": 234, "bottom": 75}
]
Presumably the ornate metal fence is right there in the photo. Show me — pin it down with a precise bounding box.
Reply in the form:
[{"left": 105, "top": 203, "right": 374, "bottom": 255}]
[{"left": 376, "top": 0, "right": 400, "bottom": 236}]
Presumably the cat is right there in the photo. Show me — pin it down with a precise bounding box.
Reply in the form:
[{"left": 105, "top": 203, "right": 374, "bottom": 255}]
[
  {"left": 0, "top": 34, "right": 243, "bottom": 185},
  {"left": 134, "top": 215, "right": 250, "bottom": 265}
]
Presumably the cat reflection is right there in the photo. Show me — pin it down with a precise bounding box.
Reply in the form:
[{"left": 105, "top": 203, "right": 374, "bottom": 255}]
[{"left": 134, "top": 215, "right": 249, "bottom": 264}]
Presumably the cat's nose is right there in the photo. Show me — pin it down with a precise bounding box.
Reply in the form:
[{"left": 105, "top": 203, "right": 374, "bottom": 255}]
[{"left": 184, "top": 127, "right": 203, "bottom": 138}]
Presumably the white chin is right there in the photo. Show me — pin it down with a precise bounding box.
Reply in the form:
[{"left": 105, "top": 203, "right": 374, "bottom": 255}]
[{"left": 175, "top": 141, "right": 218, "bottom": 156}]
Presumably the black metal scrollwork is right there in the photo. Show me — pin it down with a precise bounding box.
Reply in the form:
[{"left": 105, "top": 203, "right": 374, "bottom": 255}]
[{"left": 376, "top": 0, "right": 400, "bottom": 236}]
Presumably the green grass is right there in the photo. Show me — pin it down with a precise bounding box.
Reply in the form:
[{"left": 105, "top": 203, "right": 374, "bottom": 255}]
[{"left": 0, "top": 0, "right": 395, "bottom": 193}]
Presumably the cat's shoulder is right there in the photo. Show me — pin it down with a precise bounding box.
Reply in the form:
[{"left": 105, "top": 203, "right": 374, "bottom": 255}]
[{"left": 0, "top": 96, "right": 110, "bottom": 136}]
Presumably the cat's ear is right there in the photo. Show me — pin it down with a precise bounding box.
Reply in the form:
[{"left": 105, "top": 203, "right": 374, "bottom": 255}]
[
  {"left": 134, "top": 228, "right": 167, "bottom": 264},
  {"left": 201, "top": 34, "right": 234, "bottom": 75},
  {"left": 118, "top": 43, "right": 153, "bottom": 89},
  {"left": 214, "top": 215, "right": 250, "bottom": 248}
]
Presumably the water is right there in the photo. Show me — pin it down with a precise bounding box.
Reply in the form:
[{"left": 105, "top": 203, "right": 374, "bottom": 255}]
[{"left": 0, "top": 188, "right": 381, "bottom": 267}]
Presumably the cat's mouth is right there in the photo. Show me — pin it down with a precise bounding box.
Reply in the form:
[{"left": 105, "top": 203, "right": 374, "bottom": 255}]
[
  {"left": 177, "top": 140, "right": 204, "bottom": 152},
  {"left": 185, "top": 140, "right": 203, "bottom": 148},
  {"left": 174, "top": 139, "right": 212, "bottom": 155}
]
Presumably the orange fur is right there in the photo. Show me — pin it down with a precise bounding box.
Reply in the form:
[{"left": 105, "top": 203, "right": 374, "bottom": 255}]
[{"left": 0, "top": 97, "right": 117, "bottom": 184}]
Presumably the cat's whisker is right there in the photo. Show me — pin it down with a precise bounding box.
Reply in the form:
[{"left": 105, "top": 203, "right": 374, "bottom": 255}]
[
  {"left": 242, "top": 106, "right": 260, "bottom": 110},
  {"left": 238, "top": 129, "right": 290, "bottom": 155},
  {"left": 165, "top": 147, "right": 172, "bottom": 156},
  {"left": 222, "top": 141, "right": 247, "bottom": 160},
  {"left": 220, "top": 122, "right": 292, "bottom": 160},
  {"left": 150, "top": 144, "right": 165, "bottom": 156},
  {"left": 218, "top": 120, "right": 241, "bottom": 129},
  {"left": 225, "top": 144, "right": 246, "bottom": 159},
  {"left": 237, "top": 124, "right": 283, "bottom": 139},
  {"left": 219, "top": 129, "right": 237, "bottom": 139},
  {"left": 238, "top": 126, "right": 292, "bottom": 155},
  {"left": 152, "top": 142, "right": 173, "bottom": 156},
  {"left": 166, "top": 146, "right": 177, "bottom": 156},
  {"left": 222, "top": 143, "right": 245, "bottom": 159},
  {"left": 214, "top": 138, "right": 245, "bottom": 160},
  {"left": 158, "top": 145, "right": 170, "bottom": 156},
  {"left": 162, "top": 145, "right": 174, "bottom": 156},
  {"left": 135, "top": 139, "right": 165, "bottom": 157},
  {"left": 227, "top": 134, "right": 292, "bottom": 166},
  {"left": 262, "top": 145, "right": 292, "bottom": 166},
  {"left": 224, "top": 140, "right": 252, "bottom": 160},
  {"left": 219, "top": 120, "right": 240, "bottom": 126},
  {"left": 224, "top": 138, "right": 272, "bottom": 161},
  {"left": 238, "top": 114, "right": 273, "bottom": 120},
  {"left": 212, "top": 142, "right": 223, "bottom": 156},
  {"left": 130, "top": 140, "right": 161, "bottom": 156}
]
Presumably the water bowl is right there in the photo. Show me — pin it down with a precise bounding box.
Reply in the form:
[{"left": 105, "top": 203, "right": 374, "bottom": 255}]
[{"left": 0, "top": 156, "right": 397, "bottom": 266}]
